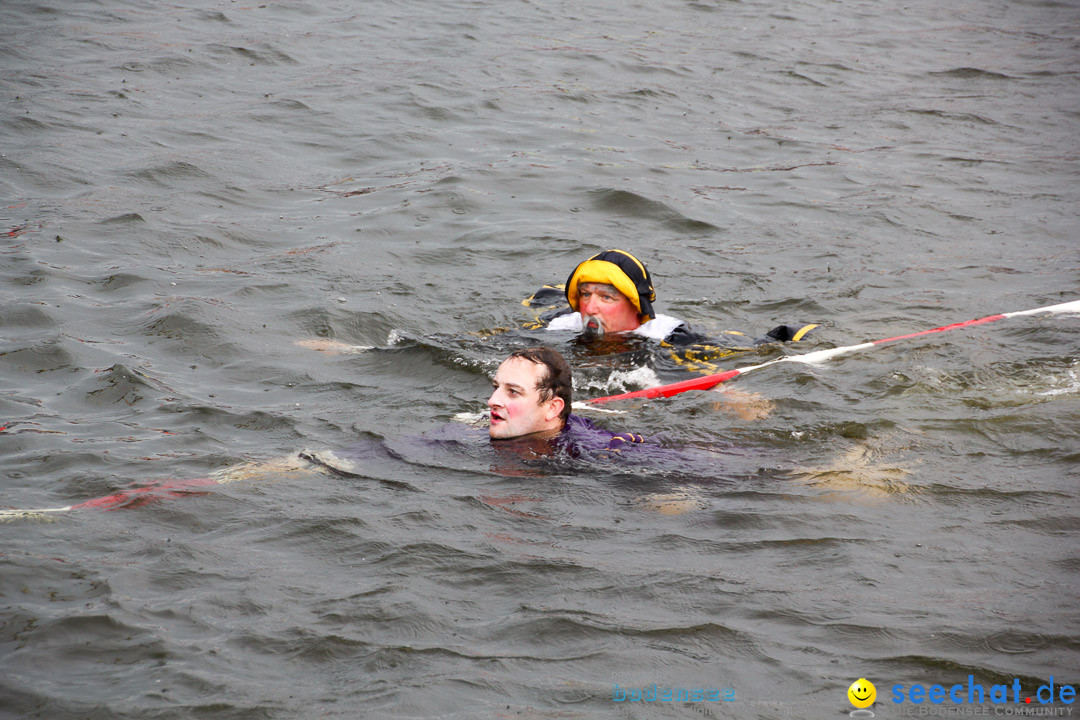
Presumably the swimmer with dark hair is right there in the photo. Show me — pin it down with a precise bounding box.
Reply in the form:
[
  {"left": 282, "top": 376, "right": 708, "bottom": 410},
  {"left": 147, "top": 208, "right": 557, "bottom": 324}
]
[{"left": 487, "top": 345, "right": 645, "bottom": 453}]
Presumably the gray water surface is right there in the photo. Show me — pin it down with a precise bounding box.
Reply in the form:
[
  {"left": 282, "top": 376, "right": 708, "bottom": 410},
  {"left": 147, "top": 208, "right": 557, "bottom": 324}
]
[{"left": 1, "top": 0, "right": 1078, "bottom": 717}]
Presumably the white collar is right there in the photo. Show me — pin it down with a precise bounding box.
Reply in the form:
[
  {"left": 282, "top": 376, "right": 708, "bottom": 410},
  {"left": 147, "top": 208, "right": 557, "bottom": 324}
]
[{"left": 545, "top": 312, "right": 684, "bottom": 340}]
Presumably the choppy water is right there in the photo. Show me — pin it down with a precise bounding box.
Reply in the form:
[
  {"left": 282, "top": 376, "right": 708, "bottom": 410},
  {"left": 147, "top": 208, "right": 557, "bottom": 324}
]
[{"left": 1, "top": 0, "right": 1078, "bottom": 717}]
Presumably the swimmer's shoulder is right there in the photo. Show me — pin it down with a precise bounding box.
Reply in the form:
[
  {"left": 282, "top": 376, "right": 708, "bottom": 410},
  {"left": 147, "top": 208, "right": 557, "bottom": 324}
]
[{"left": 522, "top": 284, "right": 573, "bottom": 330}]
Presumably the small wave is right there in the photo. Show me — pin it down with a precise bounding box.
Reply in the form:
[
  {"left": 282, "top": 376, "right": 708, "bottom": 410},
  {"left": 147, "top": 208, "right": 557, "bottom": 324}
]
[
  {"left": 983, "top": 630, "right": 1049, "bottom": 655},
  {"left": 610, "top": 365, "right": 661, "bottom": 390},
  {"left": 128, "top": 160, "right": 213, "bottom": 188},
  {"left": 452, "top": 411, "right": 488, "bottom": 428},
  {"left": 576, "top": 365, "right": 660, "bottom": 396},
  {"left": 81, "top": 363, "right": 170, "bottom": 408},
  {"left": 887, "top": 359, "right": 1080, "bottom": 408},
  {"left": 0, "top": 303, "right": 61, "bottom": 330},
  {"left": 928, "top": 67, "right": 1016, "bottom": 81},
  {"left": 1035, "top": 361, "right": 1080, "bottom": 397},
  {"left": 98, "top": 212, "right": 145, "bottom": 225},
  {"left": 0, "top": 508, "right": 67, "bottom": 523},
  {"left": 587, "top": 188, "right": 718, "bottom": 232},
  {"left": 97, "top": 272, "right": 150, "bottom": 292},
  {"left": 115, "top": 53, "right": 204, "bottom": 75},
  {"left": 907, "top": 109, "right": 1000, "bottom": 125},
  {"left": 783, "top": 70, "right": 829, "bottom": 87},
  {"left": 295, "top": 339, "right": 376, "bottom": 355},
  {"left": 2, "top": 337, "right": 76, "bottom": 374}
]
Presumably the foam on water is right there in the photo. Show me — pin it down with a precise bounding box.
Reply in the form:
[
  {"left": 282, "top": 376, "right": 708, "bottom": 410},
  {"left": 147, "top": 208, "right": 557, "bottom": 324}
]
[
  {"left": 576, "top": 364, "right": 662, "bottom": 396},
  {"left": 1034, "top": 360, "right": 1080, "bottom": 398}
]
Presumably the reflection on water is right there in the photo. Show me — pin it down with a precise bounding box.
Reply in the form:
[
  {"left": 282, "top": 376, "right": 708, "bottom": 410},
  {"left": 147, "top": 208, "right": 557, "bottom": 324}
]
[{"left": 792, "top": 438, "right": 916, "bottom": 501}]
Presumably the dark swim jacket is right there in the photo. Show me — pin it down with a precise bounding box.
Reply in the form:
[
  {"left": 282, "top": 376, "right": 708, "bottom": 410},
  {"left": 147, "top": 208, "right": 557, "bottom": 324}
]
[{"left": 522, "top": 284, "right": 819, "bottom": 372}]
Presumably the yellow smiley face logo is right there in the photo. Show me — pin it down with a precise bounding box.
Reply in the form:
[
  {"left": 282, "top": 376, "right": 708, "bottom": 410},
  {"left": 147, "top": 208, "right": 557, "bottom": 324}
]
[{"left": 848, "top": 678, "right": 876, "bottom": 708}]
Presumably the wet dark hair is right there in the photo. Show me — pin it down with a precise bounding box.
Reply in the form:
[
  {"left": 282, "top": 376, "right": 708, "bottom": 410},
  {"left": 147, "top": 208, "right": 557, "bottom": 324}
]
[{"left": 507, "top": 346, "right": 573, "bottom": 423}]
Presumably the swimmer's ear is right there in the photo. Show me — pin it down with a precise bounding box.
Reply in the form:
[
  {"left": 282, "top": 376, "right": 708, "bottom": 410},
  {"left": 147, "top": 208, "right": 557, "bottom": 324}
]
[{"left": 545, "top": 396, "right": 565, "bottom": 422}]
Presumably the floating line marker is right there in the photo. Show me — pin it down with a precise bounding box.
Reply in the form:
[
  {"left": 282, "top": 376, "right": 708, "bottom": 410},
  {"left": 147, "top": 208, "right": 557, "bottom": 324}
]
[
  {"left": 588, "top": 299, "right": 1080, "bottom": 404},
  {"left": 0, "top": 478, "right": 219, "bottom": 522}
]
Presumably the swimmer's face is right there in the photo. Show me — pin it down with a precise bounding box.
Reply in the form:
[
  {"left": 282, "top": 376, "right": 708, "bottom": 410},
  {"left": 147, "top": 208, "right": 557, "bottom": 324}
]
[
  {"left": 487, "top": 357, "right": 565, "bottom": 441},
  {"left": 577, "top": 282, "right": 641, "bottom": 335}
]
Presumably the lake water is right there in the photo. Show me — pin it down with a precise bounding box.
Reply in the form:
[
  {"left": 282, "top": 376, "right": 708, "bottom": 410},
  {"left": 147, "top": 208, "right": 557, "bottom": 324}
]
[{"left": 1, "top": 0, "right": 1078, "bottom": 717}]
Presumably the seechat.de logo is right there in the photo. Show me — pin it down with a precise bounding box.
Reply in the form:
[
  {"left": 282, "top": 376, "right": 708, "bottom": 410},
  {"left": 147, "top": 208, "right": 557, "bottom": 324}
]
[
  {"left": 848, "top": 678, "right": 877, "bottom": 717},
  {"left": 891, "top": 675, "right": 1076, "bottom": 707}
]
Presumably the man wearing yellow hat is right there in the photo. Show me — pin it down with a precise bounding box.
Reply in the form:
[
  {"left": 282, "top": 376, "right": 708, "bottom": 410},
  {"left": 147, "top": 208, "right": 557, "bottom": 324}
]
[
  {"left": 525, "top": 249, "right": 817, "bottom": 350},
  {"left": 297, "top": 249, "right": 815, "bottom": 368}
]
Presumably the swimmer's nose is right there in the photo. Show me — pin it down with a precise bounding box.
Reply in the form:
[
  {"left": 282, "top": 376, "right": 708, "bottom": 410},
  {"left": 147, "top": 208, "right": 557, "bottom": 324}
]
[{"left": 487, "top": 392, "right": 506, "bottom": 421}]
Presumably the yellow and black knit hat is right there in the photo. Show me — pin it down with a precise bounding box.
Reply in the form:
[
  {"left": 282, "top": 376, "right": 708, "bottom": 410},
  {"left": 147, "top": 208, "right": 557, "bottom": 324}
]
[{"left": 564, "top": 249, "right": 656, "bottom": 322}]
